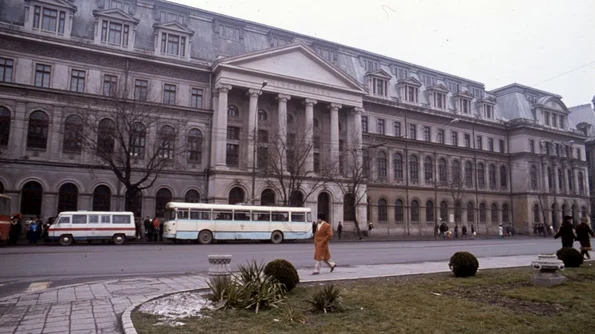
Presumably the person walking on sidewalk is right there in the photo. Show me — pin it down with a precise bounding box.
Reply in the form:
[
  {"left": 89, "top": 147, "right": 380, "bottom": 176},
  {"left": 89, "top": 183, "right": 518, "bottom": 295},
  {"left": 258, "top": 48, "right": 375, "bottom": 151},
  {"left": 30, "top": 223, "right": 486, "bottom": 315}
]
[
  {"left": 576, "top": 217, "right": 594, "bottom": 259},
  {"left": 337, "top": 221, "right": 343, "bottom": 240},
  {"left": 28, "top": 218, "right": 39, "bottom": 245},
  {"left": 462, "top": 225, "right": 468, "bottom": 238},
  {"left": 498, "top": 224, "right": 504, "bottom": 239},
  {"left": 153, "top": 218, "right": 160, "bottom": 242},
  {"left": 454, "top": 225, "right": 459, "bottom": 239},
  {"left": 555, "top": 216, "right": 576, "bottom": 248},
  {"left": 313, "top": 214, "right": 336, "bottom": 275}
]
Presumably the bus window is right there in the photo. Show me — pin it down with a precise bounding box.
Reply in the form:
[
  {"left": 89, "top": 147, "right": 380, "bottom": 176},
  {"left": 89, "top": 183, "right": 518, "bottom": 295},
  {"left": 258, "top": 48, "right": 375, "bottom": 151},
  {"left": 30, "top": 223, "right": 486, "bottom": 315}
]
[
  {"left": 252, "top": 211, "right": 270, "bottom": 221},
  {"left": 214, "top": 211, "right": 232, "bottom": 220},
  {"left": 307, "top": 212, "right": 312, "bottom": 222},
  {"left": 178, "top": 209, "right": 190, "bottom": 220},
  {"left": 165, "top": 209, "right": 176, "bottom": 221},
  {"left": 57, "top": 216, "right": 70, "bottom": 225},
  {"left": 113, "top": 215, "right": 131, "bottom": 224},
  {"left": 233, "top": 210, "right": 250, "bottom": 221},
  {"left": 72, "top": 215, "right": 87, "bottom": 224},
  {"left": 100, "top": 215, "right": 111, "bottom": 224},
  {"left": 190, "top": 209, "right": 211, "bottom": 220},
  {"left": 272, "top": 212, "right": 289, "bottom": 221},
  {"left": 88, "top": 215, "right": 99, "bottom": 224},
  {"left": 291, "top": 213, "right": 306, "bottom": 222}
]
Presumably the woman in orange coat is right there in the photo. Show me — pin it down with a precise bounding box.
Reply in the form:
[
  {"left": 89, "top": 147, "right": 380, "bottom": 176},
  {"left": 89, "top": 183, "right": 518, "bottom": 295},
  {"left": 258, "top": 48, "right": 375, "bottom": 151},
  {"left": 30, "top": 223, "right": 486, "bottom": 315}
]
[{"left": 313, "top": 214, "right": 336, "bottom": 275}]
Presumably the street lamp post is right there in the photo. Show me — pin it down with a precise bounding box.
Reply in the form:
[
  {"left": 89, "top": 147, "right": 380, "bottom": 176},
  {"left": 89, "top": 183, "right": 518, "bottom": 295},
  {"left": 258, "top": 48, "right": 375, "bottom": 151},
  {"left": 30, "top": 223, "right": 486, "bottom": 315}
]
[
  {"left": 250, "top": 81, "right": 268, "bottom": 205},
  {"left": 433, "top": 118, "right": 459, "bottom": 238}
]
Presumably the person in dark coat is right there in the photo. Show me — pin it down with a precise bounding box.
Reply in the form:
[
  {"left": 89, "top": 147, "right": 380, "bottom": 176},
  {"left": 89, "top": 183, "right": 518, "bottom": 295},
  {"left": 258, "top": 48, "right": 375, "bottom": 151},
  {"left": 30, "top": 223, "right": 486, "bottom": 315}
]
[
  {"left": 554, "top": 216, "right": 576, "bottom": 248},
  {"left": 576, "top": 217, "right": 594, "bottom": 259},
  {"left": 8, "top": 213, "right": 22, "bottom": 245},
  {"left": 462, "top": 225, "right": 467, "bottom": 237},
  {"left": 337, "top": 221, "right": 343, "bottom": 240}
]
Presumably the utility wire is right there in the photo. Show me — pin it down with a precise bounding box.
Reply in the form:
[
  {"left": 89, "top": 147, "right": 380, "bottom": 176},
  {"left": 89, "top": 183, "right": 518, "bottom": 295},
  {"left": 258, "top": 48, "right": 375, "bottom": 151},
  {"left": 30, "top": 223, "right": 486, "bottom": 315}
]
[{"left": 532, "top": 61, "right": 595, "bottom": 87}]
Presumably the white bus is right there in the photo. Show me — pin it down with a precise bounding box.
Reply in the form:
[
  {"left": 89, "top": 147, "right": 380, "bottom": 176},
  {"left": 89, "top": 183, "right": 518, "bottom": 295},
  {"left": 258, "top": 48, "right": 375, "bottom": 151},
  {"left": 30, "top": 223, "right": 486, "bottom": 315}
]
[
  {"left": 163, "top": 202, "right": 313, "bottom": 244},
  {"left": 48, "top": 211, "right": 136, "bottom": 246}
]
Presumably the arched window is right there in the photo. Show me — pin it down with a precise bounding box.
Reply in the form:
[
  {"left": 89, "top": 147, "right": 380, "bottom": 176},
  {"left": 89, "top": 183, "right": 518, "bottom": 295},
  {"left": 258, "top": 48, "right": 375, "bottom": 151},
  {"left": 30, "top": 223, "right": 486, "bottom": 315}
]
[
  {"left": 455, "top": 201, "right": 462, "bottom": 223},
  {"left": 489, "top": 164, "right": 497, "bottom": 189},
  {"left": 467, "top": 202, "right": 474, "bottom": 222},
  {"left": 465, "top": 161, "right": 473, "bottom": 187},
  {"left": 159, "top": 125, "right": 176, "bottom": 160},
  {"left": 184, "top": 189, "right": 200, "bottom": 203},
  {"left": 377, "top": 152, "right": 387, "bottom": 179},
  {"left": 97, "top": 118, "right": 115, "bottom": 155},
  {"left": 440, "top": 201, "right": 448, "bottom": 221},
  {"left": 491, "top": 203, "right": 498, "bottom": 223},
  {"left": 424, "top": 156, "right": 433, "bottom": 181},
  {"left": 343, "top": 193, "right": 355, "bottom": 221},
  {"left": 530, "top": 166, "right": 538, "bottom": 190},
  {"left": 477, "top": 163, "right": 485, "bottom": 188},
  {"left": 409, "top": 155, "right": 419, "bottom": 180},
  {"left": 393, "top": 153, "right": 403, "bottom": 179},
  {"left": 228, "top": 187, "right": 245, "bottom": 205},
  {"left": 227, "top": 105, "right": 239, "bottom": 118},
  {"left": 395, "top": 199, "right": 404, "bottom": 222},
  {"left": 63, "top": 115, "right": 83, "bottom": 153},
  {"left": 155, "top": 188, "right": 172, "bottom": 218},
  {"left": 187, "top": 128, "right": 202, "bottom": 163},
  {"left": 547, "top": 167, "right": 553, "bottom": 191},
  {"left": 317, "top": 192, "right": 330, "bottom": 219},
  {"left": 258, "top": 109, "right": 268, "bottom": 121},
  {"left": 533, "top": 204, "right": 540, "bottom": 223},
  {"left": 438, "top": 158, "right": 447, "bottom": 182},
  {"left": 0, "top": 106, "right": 11, "bottom": 146},
  {"left": 92, "top": 185, "right": 111, "bottom": 211},
  {"left": 57, "top": 183, "right": 78, "bottom": 213},
  {"left": 452, "top": 160, "right": 460, "bottom": 184},
  {"left": 579, "top": 172, "right": 585, "bottom": 194},
  {"left": 27, "top": 111, "right": 49, "bottom": 149},
  {"left": 500, "top": 166, "right": 508, "bottom": 188},
  {"left": 411, "top": 200, "right": 419, "bottom": 222},
  {"left": 20, "top": 181, "right": 43, "bottom": 215},
  {"left": 426, "top": 200, "right": 434, "bottom": 222},
  {"left": 479, "top": 203, "right": 486, "bottom": 222},
  {"left": 378, "top": 199, "right": 388, "bottom": 222},
  {"left": 129, "top": 122, "right": 146, "bottom": 158},
  {"left": 290, "top": 190, "right": 304, "bottom": 207},
  {"left": 502, "top": 203, "right": 509, "bottom": 223},
  {"left": 262, "top": 189, "right": 276, "bottom": 206}
]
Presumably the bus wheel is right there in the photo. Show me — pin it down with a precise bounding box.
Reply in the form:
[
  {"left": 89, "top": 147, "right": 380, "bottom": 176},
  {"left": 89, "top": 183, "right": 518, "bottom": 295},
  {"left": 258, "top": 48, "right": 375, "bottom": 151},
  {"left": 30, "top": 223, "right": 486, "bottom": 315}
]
[
  {"left": 59, "top": 235, "right": 73, "bottom": 246},
  {"left": 198, "top": 230, "right": 213, "bottom": 245},
  {"left": 113, "top": 234, "right": 126, "bottom": 245},
  {"left": 271, "top": 231, "right": 284, "bottom": 244}
]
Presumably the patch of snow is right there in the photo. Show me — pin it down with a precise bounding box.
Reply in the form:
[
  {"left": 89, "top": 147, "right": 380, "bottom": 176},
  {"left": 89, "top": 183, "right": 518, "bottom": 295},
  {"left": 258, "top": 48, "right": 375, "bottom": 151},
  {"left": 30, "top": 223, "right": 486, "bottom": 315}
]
[{"left": 139, "top": 291, "right": 212, "bottom": 327}]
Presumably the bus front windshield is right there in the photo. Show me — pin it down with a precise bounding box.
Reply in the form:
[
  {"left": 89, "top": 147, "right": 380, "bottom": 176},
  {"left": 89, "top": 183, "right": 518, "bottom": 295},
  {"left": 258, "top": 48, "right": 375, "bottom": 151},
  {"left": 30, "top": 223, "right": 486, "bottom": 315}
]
[{"left": 165, "top": 209, "right": 176, "bottom": 221}]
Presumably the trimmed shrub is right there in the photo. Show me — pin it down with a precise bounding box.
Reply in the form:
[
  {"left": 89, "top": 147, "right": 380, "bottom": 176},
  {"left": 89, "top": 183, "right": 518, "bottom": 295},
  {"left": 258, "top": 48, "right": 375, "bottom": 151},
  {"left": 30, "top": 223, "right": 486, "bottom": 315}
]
[
  {"left": 306, "top": 284, "right": 345, "bottom": 313},
  {"left": 264, "top": 259, "right": 300, "bottom": 292},
  {"left": 449, "top": 251, "right": 479, "bottom": 277},
  {"left": 556, "top": 247, "right": 583, "bottom": 268}
]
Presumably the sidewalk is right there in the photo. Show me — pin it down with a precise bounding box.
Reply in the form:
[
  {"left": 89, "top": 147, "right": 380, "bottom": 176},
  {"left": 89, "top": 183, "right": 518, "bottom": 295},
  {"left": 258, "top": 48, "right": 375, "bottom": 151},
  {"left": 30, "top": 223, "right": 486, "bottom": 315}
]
[{"left": 0, "top": 255, "right": 546, "bottom": 334}]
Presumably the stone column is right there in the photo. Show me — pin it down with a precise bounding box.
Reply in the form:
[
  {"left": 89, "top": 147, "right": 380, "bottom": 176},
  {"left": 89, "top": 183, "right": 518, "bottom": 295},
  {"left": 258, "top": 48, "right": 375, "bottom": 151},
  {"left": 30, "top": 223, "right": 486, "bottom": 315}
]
[
  {"left": 352, "top": 107, "right": 364, "bottom": 169},
  {"left": 277, "top": 94, "right": 291, "bottom": 168},
  {"left": 329, "top": 103, "right": 341, "bottom": 166},
  {"left": 247, "top": 89, "right": 260, "bottom": 169},
  {"left": 211, "top": 84, "right": 232, "bottom": 167},
  {"left": 304, "top": 99, "right": 317, "bottom": 172}
]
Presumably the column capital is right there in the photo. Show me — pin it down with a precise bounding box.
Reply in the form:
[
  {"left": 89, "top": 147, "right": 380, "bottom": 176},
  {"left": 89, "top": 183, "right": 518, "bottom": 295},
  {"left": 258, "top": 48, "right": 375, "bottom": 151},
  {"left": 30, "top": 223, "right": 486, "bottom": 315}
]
[
  {"left": 328, "top": 103, "right": 342, "bottom": 111},
  {"left": 247, "top": 89, "right": 261, "bottom": 98},
  {"left": 304, "top": 98, "right": 318, "bottom": 106},
  {"left": 277, "top": 93, "right": 291, "bottom": 102},
  {"left": 352, "top": 107, "right": 365, "bottom": 114},
  {"left": 216, "top": 84, "right": 232, "bottom": 93}
]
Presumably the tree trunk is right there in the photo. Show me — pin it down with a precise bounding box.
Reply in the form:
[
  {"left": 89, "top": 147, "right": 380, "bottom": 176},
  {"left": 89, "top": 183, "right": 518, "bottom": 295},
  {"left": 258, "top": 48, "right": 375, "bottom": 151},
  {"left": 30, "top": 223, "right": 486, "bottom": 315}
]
[
  {"left": 124, "top": 187, "right": 141, "bottom": 218},
  {"left": 352, "top": 204, "right": 363, "bottom": 240}
]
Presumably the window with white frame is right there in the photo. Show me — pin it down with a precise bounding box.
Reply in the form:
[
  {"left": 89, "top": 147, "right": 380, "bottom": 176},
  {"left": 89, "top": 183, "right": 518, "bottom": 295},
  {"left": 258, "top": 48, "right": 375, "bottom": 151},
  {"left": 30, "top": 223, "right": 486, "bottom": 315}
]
[
  {"left": 544, "top": 111, "right": 550, "bottom": 126},
  {"left": 361, "top": 116, "right": 368, "bottom": 133},
  {"left": 393, "top": 121, "right": 401, "bottom": 137},
  {"left": 70, "top": 69, "right": 85, "bottom": 93},
  {"left": 372, "top": 77, "right": 388, "bottom": 97},
  {"left": 377, "top": 119, "right": 385, "bottom": 135},
  {"left": 488, "top": 138, "right": 494, "bottom": 152},
  {"left": 421, "top": 74, "right": 436, "bottom": 87},
  {"left": 405, "top": 85, "right": 418, "bottom": 103},
  {"left": 460, "top": 98, "right": 471, "bottom": 114},
  {"left": 433, "top": 92, "right": 446, "bottom": 109},
  {"left": 1, "top": 57, "right": 14, "bottom": 82},
  {"left": 134, "top": 79, "right": 148, "bottom": 101},
  {"left": 485, "top": 104, "right": 494, "bottom": 119},
  {"left": 438, "top": 129, "right": 445, "bottom": 144},
  {"left": 35, "top": 64, "right": 51, "bottom": 88},
  {"left": 472, "top": 88, "right": 483, "bottom": 99},
  {"left": 448, "top": 82, "right": 460, "bottom": 93},
  {"left": 395, "top": 67, "right": 409, "bottom": 80},
  {"left": 423, "top": 126, "right": 431, "bottom": 142},
  {"left": 33, "top": 5, "right": 66, "bottom": 34},
  {"left": 191, "top": 88, "right": 203, "bottom": 109},
  {"left": 552, "top": 114, "right": 558, "bottom": 127},
  {"left": 409, "top": 124, "right": 417, "bottom": 140},
  {"left": 163, "top": 84, "right": 176, "bottom": 105},
  {"left": 101, "top": 21, "right": 130, "bottom": 47},
  {"left": 103, "top": 74, "right": 118, "bottom": 96},
  {"left": 364, "top": 59, "right": 378, "bottom": 72},
  {"left": 161, "top": 32, "right": 186, "bottom": 57}
]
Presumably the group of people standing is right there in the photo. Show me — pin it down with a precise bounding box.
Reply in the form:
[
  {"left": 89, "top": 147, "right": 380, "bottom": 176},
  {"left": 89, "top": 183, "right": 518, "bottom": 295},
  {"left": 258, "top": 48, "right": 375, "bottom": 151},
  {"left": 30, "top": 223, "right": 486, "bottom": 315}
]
[
  {"left": 7, "top": 213, "right": 54, "bottom": 245},
  {"left": 438, "top": 221, "right": 475, "bottom": 239},
  {"left": 136, "top": 216, "right": 164, "bottom": 242},
  {"left": 554, "top": 215, "right": 594, "bottom": 259}
]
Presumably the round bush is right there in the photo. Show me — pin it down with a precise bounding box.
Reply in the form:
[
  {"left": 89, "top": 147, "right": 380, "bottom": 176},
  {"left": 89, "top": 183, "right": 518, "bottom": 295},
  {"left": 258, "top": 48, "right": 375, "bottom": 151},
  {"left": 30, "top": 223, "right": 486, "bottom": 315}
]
[
  {"left": 556, "top": 247, "right": 583, "bottom": 268},
  {"left": 448, "top": 251, "right": 479, "bottom": 277},
  {"left": 264, "top": 259, "right": 300, "bottom": 291}
]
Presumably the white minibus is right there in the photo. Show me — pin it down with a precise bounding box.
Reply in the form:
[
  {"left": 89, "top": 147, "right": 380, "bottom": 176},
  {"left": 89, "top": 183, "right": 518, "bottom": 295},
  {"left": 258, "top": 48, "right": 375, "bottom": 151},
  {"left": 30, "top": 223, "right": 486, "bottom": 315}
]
[
  {"left": 163, "top": 202, "right": 313, "bottom": 244},
  {"left": 48, "top": 211, "right": 136, "bottom": 246}
]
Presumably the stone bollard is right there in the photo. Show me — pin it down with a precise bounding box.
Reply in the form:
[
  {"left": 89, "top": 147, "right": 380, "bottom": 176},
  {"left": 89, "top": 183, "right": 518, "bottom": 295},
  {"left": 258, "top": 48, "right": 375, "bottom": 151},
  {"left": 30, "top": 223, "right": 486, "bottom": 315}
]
[
  {"left": 208, "top": 255, "right": 232, "bottom": 283},
  {"left": 530, "top": 254, "right": 567, "bottom": 287}
]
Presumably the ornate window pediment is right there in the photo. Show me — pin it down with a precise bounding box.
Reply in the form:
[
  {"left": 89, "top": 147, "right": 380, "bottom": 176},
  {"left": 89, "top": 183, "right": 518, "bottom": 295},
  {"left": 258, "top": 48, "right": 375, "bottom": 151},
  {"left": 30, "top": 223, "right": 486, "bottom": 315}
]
[
  {"left": 24, "top": 0, "right": 77, "bottom": 38},
  {"left": 93, "top": 8, "right": 139, "bottom": 50},
  {"left": 397, "top": 77, "right": 422, "bottom": 87},
  {"left": 397, "top": 77, "right": 421, "bottom": 104},
  {"left": 365, "top": 70, "right": 392, "bottom": 98},
  {"left": 426, "top": 84, "right": 448, "bottom": 109},
  {"left": 93, "top": 8, "right": 139, "bottom": 24},
  {"left": 454, "top": 90, "right": 474, "bottom": 100},
  {"left": 426, "top": 83, "right": 449, "bottom": 94},
  {"left": 153, "top": 22, "right": 195, "bottom": 60}
]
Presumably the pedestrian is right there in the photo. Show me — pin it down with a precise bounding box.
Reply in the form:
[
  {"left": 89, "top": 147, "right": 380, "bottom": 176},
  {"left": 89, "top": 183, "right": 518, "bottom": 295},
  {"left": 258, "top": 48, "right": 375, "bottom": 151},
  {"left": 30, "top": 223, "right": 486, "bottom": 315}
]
[
  {"left": 454, "top": 225, "right": 459, "bottom": 239},
  {"left": 312, "top": 220, "right": 317, "bottom": 237},
  {"left": 135, "top": 218, "right": 142, "bottom": 240},
  {"left": 8, "top": 213, "right": 22, "bottom": 245},
  {"left": 576, "top": 217, "right": 594, "bottom": 259},
  {"left": 159, "top": 218, "right": 164, "bottom": 242},
  {"left": 368, "top": 221, "right": 373, "bottom": 236},
  {"left": 312, "top": 214, "right": 336, "bottom": 275},
  {"left": 498, "top": 223, "right": 504, "bottom": 239},
  {"left": 337, "top": 221, "right": 343, "bottom": 240},
  {"left": 554, "top": 215, "right": 576, "bottom": 248},
  {"left": 153, "top": 217, "right": 160, "bottom": 242},
  {"left": 439, "top": 221, "right": 447, "bottom": 239},
  {"left": 35, "top": 215, "right": 43, "bottom": 242},
  {"left": 462, "top": 225, "right": 467, "bottom": 238},
  {"left": 28, "top": 219, "right": 39, "bottom": 245},
  {"left": 144, "top": 216, "right": 152, "bottom": 241},
  {"left": 471, "top": 224, "right": 476, "bottom": 239}
]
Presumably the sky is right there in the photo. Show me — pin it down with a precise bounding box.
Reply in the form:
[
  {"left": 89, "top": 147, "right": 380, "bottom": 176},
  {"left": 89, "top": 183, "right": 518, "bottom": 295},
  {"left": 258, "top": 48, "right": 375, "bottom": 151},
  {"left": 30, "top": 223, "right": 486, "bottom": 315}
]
[{"left": 169, "top": 0, "right": 595, "bottom": 107}]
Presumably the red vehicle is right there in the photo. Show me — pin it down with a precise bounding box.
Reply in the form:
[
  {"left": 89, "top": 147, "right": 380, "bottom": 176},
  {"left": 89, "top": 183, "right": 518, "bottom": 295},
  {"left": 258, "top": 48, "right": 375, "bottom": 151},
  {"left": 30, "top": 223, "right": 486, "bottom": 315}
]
[{"left": 0, "top": 194, "right": 11, "bottom": 243}]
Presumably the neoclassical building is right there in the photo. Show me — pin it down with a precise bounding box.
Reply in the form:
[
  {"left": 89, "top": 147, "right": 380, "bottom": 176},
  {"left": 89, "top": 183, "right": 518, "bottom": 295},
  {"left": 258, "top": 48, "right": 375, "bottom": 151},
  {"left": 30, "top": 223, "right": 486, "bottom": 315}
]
[{"left": 0, "top": 0, "right": 590, "bottom": 235}]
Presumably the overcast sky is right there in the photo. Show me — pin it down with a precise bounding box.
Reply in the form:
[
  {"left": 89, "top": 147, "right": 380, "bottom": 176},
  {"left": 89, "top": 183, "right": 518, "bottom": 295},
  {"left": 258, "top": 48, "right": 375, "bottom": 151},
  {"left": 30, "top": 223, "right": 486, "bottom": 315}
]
[{"left": 171, "top": 0, "right": 594, "bottom": 107}]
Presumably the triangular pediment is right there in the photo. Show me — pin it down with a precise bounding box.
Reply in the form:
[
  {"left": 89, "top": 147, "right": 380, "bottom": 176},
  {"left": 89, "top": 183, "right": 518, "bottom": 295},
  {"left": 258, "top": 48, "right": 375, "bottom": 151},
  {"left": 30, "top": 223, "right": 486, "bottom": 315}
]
[
  {"left": 153, "top": 21, "right": 195, "bottom": 36},
  {"left": 427, "top": 84, "right": 449, "bottom": 93},
  {"left": 215, "top": 43, "right": 366, "bottom": 93},
  {"left": 26, "top": 0, "right": 77, "bottom": 12},
  {"left": 93, "top": 8, "right": 139, "bottom": 24},
  {"left": 365, "top": 69, "right": 392, "bottom": 80},
  {"left": 455, "top": 90, "right": 475, "bottom": 99},
  {"left": 397, "top": 77, "right": 422, "bottom": 87},
  {"left": 480, "top": 96, "right": 497, "bottom": 104}
]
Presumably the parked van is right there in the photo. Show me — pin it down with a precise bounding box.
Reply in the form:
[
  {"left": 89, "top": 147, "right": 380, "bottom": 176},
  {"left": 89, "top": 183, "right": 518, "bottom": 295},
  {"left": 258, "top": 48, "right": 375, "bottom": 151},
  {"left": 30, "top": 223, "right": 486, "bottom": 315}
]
[{"left": 48, "top": 211, "right": 136, "bottom": 246}]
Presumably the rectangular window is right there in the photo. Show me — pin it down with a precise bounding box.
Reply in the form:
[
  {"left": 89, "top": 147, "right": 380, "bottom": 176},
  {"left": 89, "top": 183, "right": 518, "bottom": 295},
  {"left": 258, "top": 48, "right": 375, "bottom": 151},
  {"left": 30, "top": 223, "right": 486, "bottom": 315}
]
[
  {"left": 220, "top": 24, "right": 241, "bottom": 41},
  {"left": 406, "top": 86, "right": 418, "bottom": 103},
  {"left": 58, "top": 11, "right": 65, "bottom": 34},
  {"left": 160, "top": 11, "right": 184, "bottom": 24},
  {"left": 191, "top": 88, "right": 203, "bottom": 109},
  {"left": 464, "top": 134, "right": 471, "bottom": 148},
  {"left": 377, "top": 119, "right": 385, "bottom": 135},
  {"left": 485, "top": 105, "right": 494, "bottom": 119},
  {"left": 70, "top": 69, "right": 85, "bottom": 93},
  {"left": 226, "top": 144, "right": 239, "bottom": 166},
  {"left": 476, "top": 136, "right": 483, "bottom": 150},
  {"left": 313, "top": 152, "right": 320, "bottom": 173},
  {"left": 163, "top": 84, "right": 177, "bottom": 105},
  {"left": 460, "top": 99, "right": 471, "bottom": 114},
  {"left": 552, "top": 114, "right": 558, "bottom": 127},
  {"left": 499, "top": 140, "right": 505, "bottom": 153},
  {"left": 555, "top": 143, "right": 560, "bottom": 156},
  {"left": 364, "top": 59, "right": 378, "bottom": 72},
  {"left": 372, "top": 78, "right": 387, "bottom": 97},
  {"left": 560, "top": 117, "right": 565, "bottom": 128},
  {"left": 409, "top": 124, "right": 417, "bottom": 140},
  {"left": 0, "top": 57, "right": 14, "bottom": 82},
  {"left": 361, "top": 116, "right": 368, "bottom": 133},
  {"left": 33, "top": 6, "right": 41, "bottom": 29},
  {"left": 433, "top": 92, "right": 445, "bottom": 108},
  {"left": 103, "top": 74, "right": 117, "bottom": 96},
  {"left": 488, "top": 138, "right": 494, "bottom": 152},
  {"left": 41, "top": 8, "right": 58, "bottom": 32},
  {"left": 396, "top": 67, "right": 408, "bottom": 80},
  {"left": 422, "top": 74, "right": 435, "bottom": 87},
  {"left": 257, "top": 147, "right": 268, "bottom": 170},
  {"left": 544, "top": 112, "right": 550, "bottom": 126},
  {"left": 35, "top": 64, "right": 51, "bottom": 88},
  {"left": 438, "top": 129, "right": 445, "bottom": 144},
  {"left": 451, "top": 131, "right": 458, "bottom": 146},
  {"left": 576, "top": 148, "right": 581, "bottom": 160},
  {"left": 393, "top": 121, "right": 401, "bottom": 137},
  {"left": 100, "top": 20, "right": 130, "bottom": 46},
  {"left": 108, "top": 22, "right": 122, "bottom": 45},
  {"left": 448, "top": 82, "right": 460, "bottom": 93},
  {"left": 111, "top": 0, "right": 131, "bottom": 12},
  {"left": 134, "top": 79, "right": 148, "bottom": 101},
  {"left": 472, "top": 88, "right": 483, "bottom": 99},
  {"left": 161, "top": 33, "right": 185, "bottom": 57},
  {"left": 529, "top": 139, "right": 535, "bottom": 153},
  {"left": 227, "top": 127, "right": 240, "bottom": 140},
  {"left": 423, "top": 126, "right": 431, "bottom": 142}
]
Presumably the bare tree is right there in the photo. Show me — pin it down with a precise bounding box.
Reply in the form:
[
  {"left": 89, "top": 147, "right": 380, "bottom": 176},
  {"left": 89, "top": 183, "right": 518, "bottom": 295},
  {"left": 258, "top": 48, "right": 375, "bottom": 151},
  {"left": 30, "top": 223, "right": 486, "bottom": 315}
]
[
  {"left": 64, "top": 77, "right": 187, "bottom": 216},
  {"left": 257, "top": 121, "right": 336, "bottom": 206}
]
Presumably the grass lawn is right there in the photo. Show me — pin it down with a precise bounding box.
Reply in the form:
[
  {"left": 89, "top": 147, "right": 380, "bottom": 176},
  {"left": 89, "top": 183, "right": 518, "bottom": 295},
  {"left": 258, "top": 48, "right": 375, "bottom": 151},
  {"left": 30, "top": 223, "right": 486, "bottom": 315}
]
[{"left": 133, "top": 263, "right": 595, "bottom": 334}]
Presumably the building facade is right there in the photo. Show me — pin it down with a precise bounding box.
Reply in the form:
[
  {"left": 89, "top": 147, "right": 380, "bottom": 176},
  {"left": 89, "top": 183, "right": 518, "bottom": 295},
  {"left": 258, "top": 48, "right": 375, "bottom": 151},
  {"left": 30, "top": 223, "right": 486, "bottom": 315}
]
[{"left": 0, "top": 0, "right": 589, "bottom": 235}]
